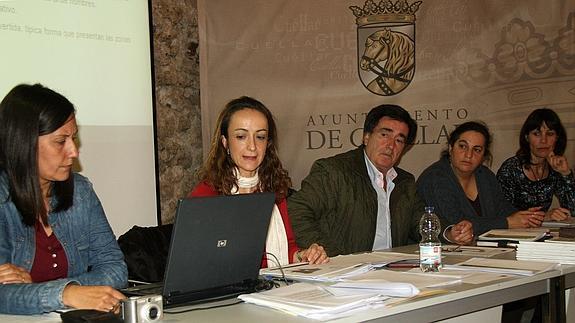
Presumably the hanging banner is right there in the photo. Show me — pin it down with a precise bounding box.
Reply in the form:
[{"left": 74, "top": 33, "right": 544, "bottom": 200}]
[{"left": 198, "top": 0, "right": 575, "bottom": 187}]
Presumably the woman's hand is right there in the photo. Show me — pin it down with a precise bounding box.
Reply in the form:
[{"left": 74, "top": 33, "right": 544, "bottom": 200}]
[
  {"left": 547, "top": 153, "right": 571, "bottom": 176},
  {"left": 296, "top": 243, "right": 329, "bottom": 264},
  {"left": 446, "top": 220, "right": 474, "bottom": 245},
  {"left": 62, "top": 284, "right": 125, "bottom": 313},
  {"left": 546, "top": 207, "right": 570, "bottom": 221},
  {"left": 507, "top": 207, "right": 545, "bottom": 228},
  {"left": 0, "top": 263, "right": 32, "bottom": 284}
]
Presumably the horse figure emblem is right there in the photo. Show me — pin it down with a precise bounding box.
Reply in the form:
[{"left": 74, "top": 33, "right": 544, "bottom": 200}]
[
  {"left": 350, "top": 0, "right": 421, "bottom": 96},
  {"left": 360, "top": 28, "right": 415, "bottom": 96}
]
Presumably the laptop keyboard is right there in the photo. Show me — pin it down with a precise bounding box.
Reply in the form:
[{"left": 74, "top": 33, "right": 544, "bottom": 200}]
[{"left": 122, "top": 282, "right": 163, "bottom": 296}]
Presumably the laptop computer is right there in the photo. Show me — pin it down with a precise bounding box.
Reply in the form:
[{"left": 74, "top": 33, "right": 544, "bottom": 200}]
[{"left": 122, "top": 192, "right": 275, "bottom": 308}]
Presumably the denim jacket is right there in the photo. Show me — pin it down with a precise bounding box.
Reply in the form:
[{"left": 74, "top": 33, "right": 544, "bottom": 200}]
[{"left": 0, "top": 172, "right": 128, "bottom": 314}]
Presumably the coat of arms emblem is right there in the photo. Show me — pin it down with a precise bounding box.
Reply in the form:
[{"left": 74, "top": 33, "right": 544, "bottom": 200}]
[{"left": 350, "top": 0, "right": 422, "bottom": 96}]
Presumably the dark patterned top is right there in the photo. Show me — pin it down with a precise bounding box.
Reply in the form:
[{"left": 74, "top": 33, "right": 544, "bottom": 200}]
[{"left": 496, "top": 156, "right": 575, "bottom": 212}]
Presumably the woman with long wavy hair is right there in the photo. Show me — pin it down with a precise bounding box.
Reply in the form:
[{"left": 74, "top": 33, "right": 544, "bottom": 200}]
[{"left": 189, "top": 96, "right": 328, "bottom": 267}]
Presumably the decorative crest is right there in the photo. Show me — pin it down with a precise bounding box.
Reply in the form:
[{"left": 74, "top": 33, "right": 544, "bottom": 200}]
[
  {"left": 454, "top": 14, "right": 575, "bottom": 89},
  {"left": 349, "top": 0, "right": 421, "bottom": 96},
  {"left": 350, "top": 0, "right": 422, "bottom": 26}
]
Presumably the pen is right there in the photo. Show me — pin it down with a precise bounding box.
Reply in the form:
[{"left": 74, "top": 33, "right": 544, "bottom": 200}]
[
  {"left": 387, "top": 262, "right": 420, "bottom": 268},
  {"left": 442, "top": 245, "right": 461, "bottom": 252},
  {"left": 444, "top": 246, "right": 484, "bottom": 253},
  {"left": 267, "top": 262, "right": 310, "bottom": 271},
  {"left": 446, "top": 245, "right": 461, "bottom": 252}
]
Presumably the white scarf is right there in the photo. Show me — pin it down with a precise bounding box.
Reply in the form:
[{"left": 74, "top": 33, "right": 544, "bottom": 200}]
[{"left": 231, "top": 168, "right": 289, "bottom": 267}]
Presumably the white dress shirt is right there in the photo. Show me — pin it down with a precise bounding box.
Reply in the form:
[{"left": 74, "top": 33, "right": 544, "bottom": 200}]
[{"left": 364, "top": 151, "right": 397, "bottom": 251}]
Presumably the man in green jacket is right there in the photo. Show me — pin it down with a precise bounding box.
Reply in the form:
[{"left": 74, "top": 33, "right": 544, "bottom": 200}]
[{"left": 288, "top": 104, "right": 424, "bottom": 257}]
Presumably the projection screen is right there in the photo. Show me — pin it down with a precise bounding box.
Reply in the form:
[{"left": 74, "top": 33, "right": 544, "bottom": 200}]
[{"left": 0, "top": 0, "right": 158, "bottom": 236}]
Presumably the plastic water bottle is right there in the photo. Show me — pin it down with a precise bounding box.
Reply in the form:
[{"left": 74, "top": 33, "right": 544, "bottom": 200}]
[{"left": 419, "top": 206, "right": 442, "bottom": 272}]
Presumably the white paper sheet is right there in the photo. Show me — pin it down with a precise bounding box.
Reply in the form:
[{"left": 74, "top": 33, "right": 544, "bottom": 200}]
[
  {"left": 444, "top": 257, "right": 559, "bottom": 276},
  {"left": 238, "top": 283, "right": 390, "bottom": 321},
  {"left": 260, "top": 251, "right": 418, "bottom": 282}
]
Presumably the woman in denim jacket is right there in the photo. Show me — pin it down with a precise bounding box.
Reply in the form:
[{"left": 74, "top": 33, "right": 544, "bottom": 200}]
[{"left": 0, "top": 84, "right": 128, "bottom": 314}]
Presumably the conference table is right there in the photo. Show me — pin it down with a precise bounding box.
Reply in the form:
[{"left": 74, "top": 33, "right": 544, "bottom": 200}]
[
  {"left": 159, "top": 243, "right": 573, "bottom": 323},
  {"left": 555, "top": 263, "right": 575, "bottom": 323},
  {"left": 156, "top": 244, "right": 569, "bottom": 323},
  {"left": 162, "top": 269, "right": 560, "bottom": 322},
  {"left": 2, "top": 244, "right": 572, "bottom": 323}
]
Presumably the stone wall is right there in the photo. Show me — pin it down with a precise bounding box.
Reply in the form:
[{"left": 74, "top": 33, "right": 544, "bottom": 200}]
[{"left": 151, "top": 0, "right": 202, "bottom": 224}]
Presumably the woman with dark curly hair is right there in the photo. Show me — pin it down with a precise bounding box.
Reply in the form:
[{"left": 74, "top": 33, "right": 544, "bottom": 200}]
[
  {"left": 189, "top": 96, "right": 328, "bottom": 267},
  {"left": 497, "top": 108, "right": 574, "bottom": 220}
]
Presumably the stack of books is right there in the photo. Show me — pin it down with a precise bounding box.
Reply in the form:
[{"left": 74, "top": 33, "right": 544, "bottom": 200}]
[
  {"left": 476, "top": 228, "right": 549, "bottom": 248},
  {"left": 516, "top": 239, "right": 575, "bottom": 265},
  {"left": 559, "top": 227, "right": 575, "bottom": 238}
]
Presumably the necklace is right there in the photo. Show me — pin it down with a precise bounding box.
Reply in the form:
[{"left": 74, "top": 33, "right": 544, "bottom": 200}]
[{"left": 529, "top": 163, "right": 547, "bottom": 181}]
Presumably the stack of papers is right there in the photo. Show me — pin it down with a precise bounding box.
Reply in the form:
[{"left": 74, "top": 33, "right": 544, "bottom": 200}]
[
  {"left": 239, "top": 281, "right": 418, "bottom": 321},
  {"left": 516, "top": 239, "right": 575, "bottom": 264},
  {"left": 329, "top": 280, "right": 420, "bottom": 297},
  {"left": 260, "top": 252, "right": 418, "bottom": 282},
  {"left": 442, "top": 245, "right": 515, "bottom": 257},
  {"left": 349, "top": 268, "right": 463, "bottom": 288},
  {"left": 542, "top": 217, "right": 575, "bottom": 228},
  {"left": 443, "top": 257, "right": 559, "bottom": 276}
]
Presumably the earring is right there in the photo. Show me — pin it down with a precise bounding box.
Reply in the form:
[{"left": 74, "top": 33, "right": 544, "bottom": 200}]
[{"left": 227, "top": 148, "right": 230, "bottom": 155}]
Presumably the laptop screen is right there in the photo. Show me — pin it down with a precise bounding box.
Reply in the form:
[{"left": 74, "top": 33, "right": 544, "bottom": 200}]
[{"left": 162, "top": 192, "right": 275, "bottom": 305}]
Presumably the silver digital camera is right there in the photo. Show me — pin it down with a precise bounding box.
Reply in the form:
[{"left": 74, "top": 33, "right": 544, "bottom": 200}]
[{"left": 121, "top": 295, "right": 163, "bottom": 323}]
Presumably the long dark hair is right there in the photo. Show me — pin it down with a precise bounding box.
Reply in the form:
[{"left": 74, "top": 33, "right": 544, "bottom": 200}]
[
  {"left": 198, "top": 96, "right": 291, "bottom": 200},
  {"left": 442, "top": 121, "right": 493, "bottom": 166},
  {"left": 516, "top": 108, "right": 567, "bottom": 166},
  {"left": 0, "top": 84, "right": 76, "bottom": 226}
]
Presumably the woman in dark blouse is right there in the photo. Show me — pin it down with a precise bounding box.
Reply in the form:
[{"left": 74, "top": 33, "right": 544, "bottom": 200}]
[{"left": 497, "top": 108, "right": 574, "bottom": 220}]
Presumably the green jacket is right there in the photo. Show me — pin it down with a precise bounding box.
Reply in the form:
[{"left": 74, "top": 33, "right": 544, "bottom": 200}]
[{"left": 288, "top": 146, "right": 423, "bottom": 257}]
